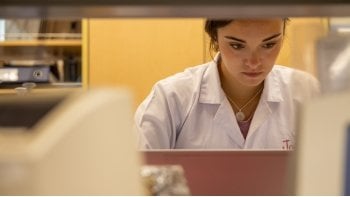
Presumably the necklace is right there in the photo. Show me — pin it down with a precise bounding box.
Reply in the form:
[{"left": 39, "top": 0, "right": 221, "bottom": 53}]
[{"left": 226, "top": 86, "right": 264, "bottom": 121}]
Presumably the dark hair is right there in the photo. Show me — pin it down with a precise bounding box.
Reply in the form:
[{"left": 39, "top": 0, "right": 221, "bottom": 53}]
[{"left": 205, "top": 18, "right": 290, "bottom": 53}]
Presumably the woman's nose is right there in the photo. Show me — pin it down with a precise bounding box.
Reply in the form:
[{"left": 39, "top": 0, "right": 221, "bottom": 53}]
[{"left": 244, "top": 52, "right": 261, "bottom": 68}]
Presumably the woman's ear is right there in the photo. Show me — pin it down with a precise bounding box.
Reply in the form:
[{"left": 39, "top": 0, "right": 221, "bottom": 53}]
[{"left": 214, "top": 41, "right": 219, "bottom": 52}]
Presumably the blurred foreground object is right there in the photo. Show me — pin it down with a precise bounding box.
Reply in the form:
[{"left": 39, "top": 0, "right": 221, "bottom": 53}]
[
  {"left": 2, "top": 0, "right": 350, "bottom": 18},
  {"left": 0, "top": 88, "right": 143, "bottom": 195},
  {"left": 294, "top": 91, "right": 350, "bottom": 195},
  {"left": 141, "top": 165, "right": 190, "bottom": 195},
  {"left": 317, "top": 34, "right": 350, "bottom": 94}
]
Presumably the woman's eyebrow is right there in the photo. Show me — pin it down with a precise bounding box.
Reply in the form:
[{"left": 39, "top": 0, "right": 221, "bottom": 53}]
[
  {"left": 262, "top": 33, "right": 282, "bottom": 42},
  {"left": 224, "top": 36, "right": 245, "bottom": 43},
  {"left": 224, "top": 33, "right": 282, "bottom": 43}
]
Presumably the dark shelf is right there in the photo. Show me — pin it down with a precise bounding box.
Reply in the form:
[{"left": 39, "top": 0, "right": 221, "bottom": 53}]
[{"left": 0, "top": 0, "right": 350, "bottom": 18}]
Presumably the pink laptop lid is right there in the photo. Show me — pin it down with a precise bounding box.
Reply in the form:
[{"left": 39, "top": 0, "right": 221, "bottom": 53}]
[{"left": 142, "top": 150, "right": 291, "bottom": 195}]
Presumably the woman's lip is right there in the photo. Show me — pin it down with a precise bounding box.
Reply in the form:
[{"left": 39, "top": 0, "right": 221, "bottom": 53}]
[{"left": 242, "top": 72, "right": 263, "bottom": 77}]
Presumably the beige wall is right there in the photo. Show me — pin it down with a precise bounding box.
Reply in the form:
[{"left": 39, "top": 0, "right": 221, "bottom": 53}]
[{"left": 87, "top": 18, "right": 329, "bottom": 108}]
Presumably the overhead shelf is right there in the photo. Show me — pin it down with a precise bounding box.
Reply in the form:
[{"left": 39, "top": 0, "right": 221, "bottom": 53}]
[{"left": 0, "top": 0, "right": 350, "bottom": 18}]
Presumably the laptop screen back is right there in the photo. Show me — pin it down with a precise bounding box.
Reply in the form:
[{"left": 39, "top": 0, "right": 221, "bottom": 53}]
[{"left": 142, "top": 150, "right": 291, "bottom": 195}]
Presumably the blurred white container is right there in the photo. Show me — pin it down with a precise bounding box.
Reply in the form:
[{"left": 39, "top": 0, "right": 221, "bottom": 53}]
[{"left": 0, "top": 19, "right": 5, "bottom": 41}]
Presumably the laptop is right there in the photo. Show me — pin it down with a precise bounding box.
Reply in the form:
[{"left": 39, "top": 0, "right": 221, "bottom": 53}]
[{"left": 141, "top": 150, "right": 292, "bottom": 195}]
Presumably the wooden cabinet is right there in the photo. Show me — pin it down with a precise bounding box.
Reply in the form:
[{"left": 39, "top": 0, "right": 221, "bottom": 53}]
[{"left": 87, "top": 19, "right": 205, "bottom": 107}]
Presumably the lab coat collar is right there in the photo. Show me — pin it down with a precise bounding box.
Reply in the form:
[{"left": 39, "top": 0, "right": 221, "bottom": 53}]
[
  {"left": 263, "top": 67, "right": 284, "bottom": 102},
  {"left": 198, "top": 54, "right": 225, "bottom": 104},
  {"left": 199, "top": 53, "right": 283, "bottom": 104}
]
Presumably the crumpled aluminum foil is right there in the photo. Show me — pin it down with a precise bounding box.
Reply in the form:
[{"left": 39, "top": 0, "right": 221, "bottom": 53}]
[{"left": 141, "top": 165, "right": 190, "bottom": 196}]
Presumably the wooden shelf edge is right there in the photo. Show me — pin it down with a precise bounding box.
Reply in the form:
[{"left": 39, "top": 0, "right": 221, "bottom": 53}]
[{"left": 0, "top": 39, "right": 82, "bottom": 47}]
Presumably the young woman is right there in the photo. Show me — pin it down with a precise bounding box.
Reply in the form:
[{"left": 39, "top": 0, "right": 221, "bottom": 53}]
[{"left": 135, "top": 18, "right": 319, "bottom": 149}]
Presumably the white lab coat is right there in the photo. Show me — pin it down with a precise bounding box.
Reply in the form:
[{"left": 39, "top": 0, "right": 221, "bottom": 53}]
[{"left": 135, "top": 58, "right": 319, "bottom": 149}]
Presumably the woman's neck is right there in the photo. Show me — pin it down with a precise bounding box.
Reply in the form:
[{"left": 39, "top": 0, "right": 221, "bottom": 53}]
[{"left": 218, "top": 59, "right": 264, "bottom": 105}]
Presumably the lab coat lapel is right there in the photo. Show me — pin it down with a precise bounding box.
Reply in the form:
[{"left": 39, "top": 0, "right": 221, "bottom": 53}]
[
  {"left": 247, "top": 99, "right": 273, "bottom": 138},
  {"left": 213, "top": 99, "right": 245, "bottom": 148},
  {"left": 247, "top": 68, "right": 283, "bottom": 139},
  {"left": 199, "top": 55, "right": 245, "bottom": 147}
]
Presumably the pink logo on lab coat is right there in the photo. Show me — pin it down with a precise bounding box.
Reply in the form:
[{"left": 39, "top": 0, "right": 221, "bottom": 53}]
[{"left": 282, "top": 139, "right": 293, "bottom": 150}]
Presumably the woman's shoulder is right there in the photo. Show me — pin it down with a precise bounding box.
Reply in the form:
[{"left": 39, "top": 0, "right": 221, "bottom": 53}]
[
  {"left": 154, "top": 62, "right": 212, "bottom": 90},
  {"left": 271, "top": 65, "right": 318, "bottom": 83},
  {"left": 272, "top": 65, "right": 311, "bottom": 75},
  {"left": 271, "top": 65, "right": 320, "bottom": 96}
]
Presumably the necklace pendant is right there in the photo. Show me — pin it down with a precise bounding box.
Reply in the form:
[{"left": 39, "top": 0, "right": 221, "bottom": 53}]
[{"left": 236, "top": 111, "right": 246, "bottom": 121}]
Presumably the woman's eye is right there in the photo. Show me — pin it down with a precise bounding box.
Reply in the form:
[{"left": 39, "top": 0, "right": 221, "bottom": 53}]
[
  {"left": 230, "top": 43, "right": 245, "bottom": 50},
  {"left": 262, "top": 42, "right": 276, "bottom": 49}
]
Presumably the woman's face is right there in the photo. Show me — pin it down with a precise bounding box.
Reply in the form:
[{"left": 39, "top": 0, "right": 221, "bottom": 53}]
[{"left": 217, "top": 19, "right": 284, "bottom": 87}]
